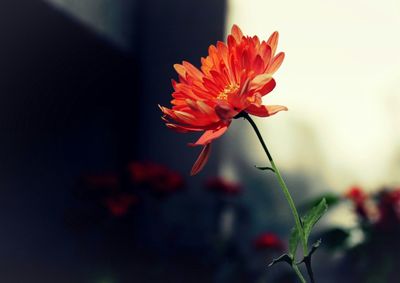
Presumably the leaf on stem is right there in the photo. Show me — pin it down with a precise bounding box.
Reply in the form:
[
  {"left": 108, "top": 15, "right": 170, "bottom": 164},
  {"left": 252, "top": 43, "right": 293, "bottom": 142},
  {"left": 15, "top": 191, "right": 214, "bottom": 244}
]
[
  {"left": 255, "top": 165, "right": 275, "bottom": 172},
  {"left": 302, "top": 198, "right": 328, "bottom": 244},
  {"left": 309, "top": 239, "right": 321, "bottom": 256},
  {"left": 289, "top": 225, "right": 300, "bottom": 259},
  {"left": 268, "top": 253, "right": 292, "bottom": 267},
  {"left": 300, "top": 193, "right": 339, "bottom": 213}
]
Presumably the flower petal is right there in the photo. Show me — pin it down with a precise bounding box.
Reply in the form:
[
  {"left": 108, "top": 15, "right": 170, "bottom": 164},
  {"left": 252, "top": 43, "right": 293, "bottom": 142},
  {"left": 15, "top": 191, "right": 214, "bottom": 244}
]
[
  {"left": 249, "top": 73, "right": 272, "bottom": 91},
  {"left": 260, "top": 43, "right": 272, "bottom": 67},
  {"left": 190, "top": 126, "right": 229, "bottom": 146},
  {"left": 246, "top": 104, "right": 288, "bottom": 117},
  {"left": 259, "top": 78, "right": 276, "bottom": 96},
  {"left": 267, "top": 31, "right": 279, "bottom": 55},
  {"left": 190, "top": 143, "right": 212, "bottom": 176},
  {"left": 166, "top": 123, "right": 204, "bottom": 133},
  {"left": 253, "top": 55, "right": 265, "bottom": 74},
  {"left": 267, "top": 52, "right": 285, "bottom": 74},
  {"left": 182, "top": 61, "right": 204, "bottom": 80},
  {"left": 231, "top": 25, "right": 243, "bottom": 42},
  {"left": 174, "top": 64, "right": 186, "bottom": 77},
  {"left": 174, "top": 110, "right": 196, "bottom": 123}
]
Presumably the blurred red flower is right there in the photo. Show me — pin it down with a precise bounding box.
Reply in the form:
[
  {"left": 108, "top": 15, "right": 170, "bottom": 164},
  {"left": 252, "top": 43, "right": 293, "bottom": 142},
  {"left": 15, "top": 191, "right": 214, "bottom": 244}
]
[
  {"left": 376, "top": 188, "right": 400, "bottom": 229},
  {"left": 205, "top": 177, "right": 242, "bottom": 195},
  {"left": 345, "top": 186, "right": 370, "bottom": 220},
  {"left": 253, "top": 232, "right": 284, "bottom": 251},
  {"left": 104, "top": 193, "right": 138, "bottom": 217},
  {"left": 160, "top": 25, "right": 287, "bottom": 175},
  {"left": 345, "top": 186, "right": 367, "bottom": 205},
  {"left": 128, "top": 161, "right": 184, "bottom": 195}
]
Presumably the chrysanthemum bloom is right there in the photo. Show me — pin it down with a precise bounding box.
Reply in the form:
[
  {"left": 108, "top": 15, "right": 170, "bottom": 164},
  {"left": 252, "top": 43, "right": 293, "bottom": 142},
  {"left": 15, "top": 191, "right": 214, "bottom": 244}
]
[{"left": 160, "top": 25, "right": 287, "bottom": 175}]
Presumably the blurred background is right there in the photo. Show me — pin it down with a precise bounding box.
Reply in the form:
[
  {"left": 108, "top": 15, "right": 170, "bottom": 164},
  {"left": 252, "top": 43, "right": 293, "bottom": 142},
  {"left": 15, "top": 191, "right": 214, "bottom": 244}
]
[{"left": 1, "top": 0, "right": 400, "bottom": 282}]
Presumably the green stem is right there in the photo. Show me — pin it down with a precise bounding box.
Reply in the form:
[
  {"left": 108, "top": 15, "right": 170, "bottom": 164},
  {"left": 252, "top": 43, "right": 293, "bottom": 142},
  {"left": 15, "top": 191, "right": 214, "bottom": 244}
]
[
  {"left": 242, "top": 113, "right": 307, "bottom": 254},
  {"left": 269, "top": 158, "right": 308, "bottom": 255},
  {"left": 293, "top": 264, "right": 307, "bottom": 283},
  {"left": 240, "top": 112, "right": 310, "bottom": 282}
]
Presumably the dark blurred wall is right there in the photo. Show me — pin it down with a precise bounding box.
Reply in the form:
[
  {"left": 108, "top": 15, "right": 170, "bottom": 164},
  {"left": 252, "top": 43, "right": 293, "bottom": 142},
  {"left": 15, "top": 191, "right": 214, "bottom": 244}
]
[
  {"left": 45, "top": 0, "right": 138, "bottom": 51},
  {"left": 42, "top": 0, "right": 227, "bottom": 175},
  {"left": 0, "top": 1, "right": 138, "bottom": 282},
  {"left": 0, "top": 0, "right": 226, "bottom": 282}
]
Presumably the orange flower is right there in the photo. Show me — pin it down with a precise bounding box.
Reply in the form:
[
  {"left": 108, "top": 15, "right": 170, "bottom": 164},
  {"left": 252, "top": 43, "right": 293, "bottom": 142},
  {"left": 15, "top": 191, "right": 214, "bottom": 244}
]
[{"left": 160, "top": 25, "right": 287, "bottom": 175}]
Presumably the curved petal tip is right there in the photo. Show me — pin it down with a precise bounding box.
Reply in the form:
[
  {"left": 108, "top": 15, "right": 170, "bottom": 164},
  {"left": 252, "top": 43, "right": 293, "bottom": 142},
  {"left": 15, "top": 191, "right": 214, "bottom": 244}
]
[
  {"left": 190, "top": 143, "right": 212, "bottom": 176},
  {"left": 246, "top": 104, "right": 288, "bottom": 117}
]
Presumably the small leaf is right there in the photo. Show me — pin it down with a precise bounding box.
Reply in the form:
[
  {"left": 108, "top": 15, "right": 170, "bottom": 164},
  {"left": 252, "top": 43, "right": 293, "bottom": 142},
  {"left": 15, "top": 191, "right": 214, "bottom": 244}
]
[
  {"left": 302, "top": 198, "right": 328, "bottom": 244},
  {"left": 268, "top": 253, "right": 292, "bottom": 267},
  {"left": 254, "top": 165, "right": 275, "bottom": 172},
  {"left": 289, "top": 226, "right": 300, "bottom": 258},
  {"left": 309, "top": 239, "right": 321, "bottom": 255},
  {"left": 300, "top": 193, "right": 339, "bottom": 213}
]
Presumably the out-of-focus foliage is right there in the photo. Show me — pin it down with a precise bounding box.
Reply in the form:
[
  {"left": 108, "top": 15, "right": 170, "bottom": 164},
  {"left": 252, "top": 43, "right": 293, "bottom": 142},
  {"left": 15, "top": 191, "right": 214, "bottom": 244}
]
[{"left": 317, "top": 186, "right": 400, "bottom": 282}]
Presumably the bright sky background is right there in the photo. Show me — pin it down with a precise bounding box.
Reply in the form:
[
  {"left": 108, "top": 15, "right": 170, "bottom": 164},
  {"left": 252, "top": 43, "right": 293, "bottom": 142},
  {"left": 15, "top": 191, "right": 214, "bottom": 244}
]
[{"left": 225, "top": 0, "right": 400, "bottom": 193}]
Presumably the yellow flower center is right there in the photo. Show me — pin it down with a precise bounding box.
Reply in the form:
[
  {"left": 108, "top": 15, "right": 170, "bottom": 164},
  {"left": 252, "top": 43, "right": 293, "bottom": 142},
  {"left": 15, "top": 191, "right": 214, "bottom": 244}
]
[{"left": 217, "top": 83, "right": 239, "bottom": 100}]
